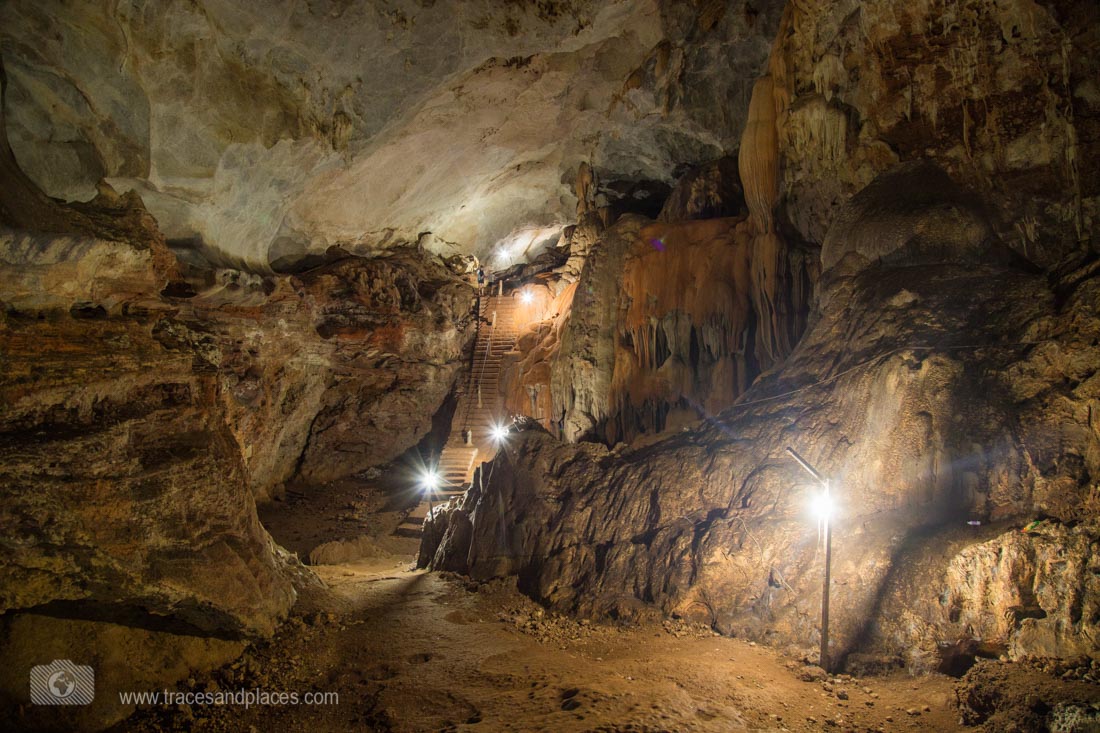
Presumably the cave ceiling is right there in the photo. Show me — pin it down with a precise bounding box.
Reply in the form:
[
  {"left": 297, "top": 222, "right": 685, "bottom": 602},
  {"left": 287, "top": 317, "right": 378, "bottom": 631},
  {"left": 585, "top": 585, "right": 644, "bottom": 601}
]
[{"left": 0, "top": 0, "right": 781, "bottom": 270}]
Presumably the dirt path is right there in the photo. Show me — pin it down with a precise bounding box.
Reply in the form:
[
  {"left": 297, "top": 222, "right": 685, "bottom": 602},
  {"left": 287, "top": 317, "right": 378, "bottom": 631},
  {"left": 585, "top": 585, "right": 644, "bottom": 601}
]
[{"left": 120, "top": 555, "right": 964, "bottom": 733}]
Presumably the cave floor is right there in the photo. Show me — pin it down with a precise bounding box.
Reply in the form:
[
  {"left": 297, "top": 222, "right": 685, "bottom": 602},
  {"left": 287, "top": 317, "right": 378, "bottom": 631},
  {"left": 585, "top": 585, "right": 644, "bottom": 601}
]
[{"left": 118, "top": 556, "right": 964, "bottom": 732}]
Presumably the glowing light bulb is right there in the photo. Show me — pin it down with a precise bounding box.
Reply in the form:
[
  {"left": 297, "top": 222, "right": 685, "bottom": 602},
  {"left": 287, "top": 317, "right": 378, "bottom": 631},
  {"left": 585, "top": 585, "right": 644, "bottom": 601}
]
[
  {"left": 490, "top": 423, "right": 510, "bottom": 443},
  {"left": 810, "top": 488, "right": 835, "bottom": 522},
  {"left": 421, "top": 470, "right": 440, "bottom": 492},
  {"left": 520, "top": 290, "right": 534, "bottom": 304}
]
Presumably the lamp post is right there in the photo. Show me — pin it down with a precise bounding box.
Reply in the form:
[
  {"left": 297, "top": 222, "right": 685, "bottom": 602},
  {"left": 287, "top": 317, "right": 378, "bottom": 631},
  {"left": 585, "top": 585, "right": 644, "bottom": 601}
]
[{"left": 785, "top": 446, "right": 834, "bottom": 672}]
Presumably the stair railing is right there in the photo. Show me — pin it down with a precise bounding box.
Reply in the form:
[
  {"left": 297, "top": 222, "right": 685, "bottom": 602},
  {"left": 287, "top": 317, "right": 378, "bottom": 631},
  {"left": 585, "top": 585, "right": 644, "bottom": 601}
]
[{"left": 462, "top": 294, "right": 497, "bottom": 434}]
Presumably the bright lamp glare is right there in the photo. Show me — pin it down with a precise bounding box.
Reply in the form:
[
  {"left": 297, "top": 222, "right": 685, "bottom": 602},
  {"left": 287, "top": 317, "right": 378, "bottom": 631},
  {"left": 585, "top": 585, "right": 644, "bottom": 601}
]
[
  {"left": 490, "top": 423, "right": 509, "bottom": 443},
  {"left": 520, "top": 290, "right": 534, "bottom": 304},
  {"left": 421, "top": 470, "right": 440, "bottom": 492},
  {"left": 810, "top": 489, "right": 835, "bottom": 522}
]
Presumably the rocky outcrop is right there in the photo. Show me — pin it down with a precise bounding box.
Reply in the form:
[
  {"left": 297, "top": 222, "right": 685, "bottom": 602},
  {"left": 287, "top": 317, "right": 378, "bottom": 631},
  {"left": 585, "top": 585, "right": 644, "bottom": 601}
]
[
  {"left": 765, "top": 0, "right": 1099, "bottom": 268},
  {"left": 167, "top": 249, "right": 476, "bottom": 494},
  {"left": 657, "top": 156, "right": 746, "bottom": 223},
  {"left": 425, "top": 162, "right": 1100, "bottom": 669},
  {"left": 1, "top": 150, "right": 473, "bottom": 730},
  {"left": 550, "top": 215, "right": 647, "bottom": 441},
  {"left": 0, "top": 274, "right": 296, "bottom": 635},
  {"left": 539, "top": 211, "right": 813, "bottom": 444}
]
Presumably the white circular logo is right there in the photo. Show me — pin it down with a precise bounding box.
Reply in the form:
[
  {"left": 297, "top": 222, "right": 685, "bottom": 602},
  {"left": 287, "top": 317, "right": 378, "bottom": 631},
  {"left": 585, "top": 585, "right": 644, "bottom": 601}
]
[{"left": 47, "top": 670, "right": 77, "bottom": 699}]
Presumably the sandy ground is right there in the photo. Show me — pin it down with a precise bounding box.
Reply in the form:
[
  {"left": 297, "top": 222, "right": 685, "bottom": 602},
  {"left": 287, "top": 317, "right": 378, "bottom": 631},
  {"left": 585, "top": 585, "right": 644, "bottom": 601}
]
[
  {"left": 117, "top": 555, "right": 966, "bottom": 733},
  {"left": 258, "top": 472, "right": 423, "bottom": 561},
  {"left": 115, "top": 476, "right": 1096, "bottom": 732}
]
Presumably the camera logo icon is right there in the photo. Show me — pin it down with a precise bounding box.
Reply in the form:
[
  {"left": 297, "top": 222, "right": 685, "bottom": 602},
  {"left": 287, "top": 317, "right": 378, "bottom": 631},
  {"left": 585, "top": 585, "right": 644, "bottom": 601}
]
[{"left": 29, "top": 659, "right": 95, "bottom": 705}]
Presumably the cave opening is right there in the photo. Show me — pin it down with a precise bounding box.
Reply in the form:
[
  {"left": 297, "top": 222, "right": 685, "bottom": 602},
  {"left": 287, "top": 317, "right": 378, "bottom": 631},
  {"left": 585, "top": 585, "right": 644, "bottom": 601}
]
[{"left": 2, "top": 1, "right": 1099, "bottom": 731}]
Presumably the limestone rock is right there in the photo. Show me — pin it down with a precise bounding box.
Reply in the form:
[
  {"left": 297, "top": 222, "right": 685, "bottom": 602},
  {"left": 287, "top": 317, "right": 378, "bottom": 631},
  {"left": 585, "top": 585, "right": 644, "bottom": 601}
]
[
  {"left": 819, "top": 160, "right": 1009, "bottom": 278},
  {"left": 0, "top": 0, "right": 784, "bottom": 267},
  {"left": 658, "top": 156, "right": 745, "bottom": 223},
  {"left": 765, "top": 0, "right": 1099, "bottom": 267},
  {"left": 0, "top": 289, "right": 297, "bottom": 636},
  {"left": 539, "top": 210, "right": 813, "bottom": 445},
  {"left": 2, "top": 192, "right": 473, "bottom": 646},
  {"left": 425, "top": 169, "right": 1100, "bottom": 666},
  {"left": 550, "top": 215, "right": 647, "bottom": 441}
]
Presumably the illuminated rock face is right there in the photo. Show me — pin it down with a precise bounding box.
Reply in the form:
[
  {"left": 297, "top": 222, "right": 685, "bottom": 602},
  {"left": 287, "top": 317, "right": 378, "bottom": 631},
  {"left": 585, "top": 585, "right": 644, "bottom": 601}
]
[
  {"left": 438, "top": 0, "right": 1100, "bottom": 668},
  {"left": 0, "top": 228, "right": 297, "bottom": 641},
  {"left": 0, "top": 74, "right": 475, "bottom": 722},
  {"left": 427, "top": 162, "right": 1100, "bottom": 668},
  {"left": 510, "top": 148, "right": 813, "bottom": 445},
  {"left": 1, "top": 198, "right": 473, "bottom": 639},
  {"left": 0, "top": 0, "right": 784, "bottom": 268},
  {"left": 0, "top": 0, "right": 1096, "bottom": 704}
]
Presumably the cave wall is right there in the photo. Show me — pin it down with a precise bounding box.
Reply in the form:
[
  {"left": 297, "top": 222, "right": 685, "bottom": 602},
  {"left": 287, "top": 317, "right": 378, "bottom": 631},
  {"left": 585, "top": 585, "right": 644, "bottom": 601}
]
[
  {"left": 439, "top": 3, "right": 1100, "bottom": 668},
  {"left": 2, "top": 215, "right": 475, "bottom": 604},
  {"left": 426, "top": 160, "right": 1100, "bottom": 669},
  {"left": 0, "top": 200, "right": 474, "bottom": 729},
  {"left": 0, "top": 26, "right": 480, "bottom": 722},
  {"left": 527, "top": 155, "right": 813, "bottom": 446},
  {"left": 766, "top": 0, "right": 1098, "bottom": 267},
  {"left": 165, "top": 251, "right": 476, "bottom": 496}
]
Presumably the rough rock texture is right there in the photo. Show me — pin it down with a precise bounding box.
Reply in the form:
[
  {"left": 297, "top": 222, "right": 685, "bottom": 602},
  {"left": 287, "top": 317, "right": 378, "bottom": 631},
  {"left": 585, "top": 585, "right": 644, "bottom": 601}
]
[
  {"left": 169, "top": 250, "right": 476, "bottom": 494},
  {"left": 0, "top": 0, "right": 785, "bottom": 267},
  {"left": 426, "top": 162, "right": 1100, "bottom": 669},
  {"left": 604, "top": 215, "right": 813, "bottom": 443},
  {"left": 551, "top": 215, "right": 647, "bottom": 441},
  {"left": 0, "top": 614, "right": 246, "bottom": 732},
  {"left": 657, "top": 155, "right": 746, "bottom": 223},
  {"left": 0, "top": 178, "right": 300, "bottom": 640},
  {"left": 957, "top": 657, "right": 1100, "bottom": 732},
  {"left": 0, "top": 22, "right": 484, "bottom": 722},
  {"left": 1, "top": 123, "right": 473, "bottom": 731},
  {"left": 501, "top": 280, "right": 578, "bottom": 431},
  {"left": 766, "top": 0, "right": 1099, "bottom": 268},
  {"left": 541, "top": 211, "right": 813, "bottom": 444}
]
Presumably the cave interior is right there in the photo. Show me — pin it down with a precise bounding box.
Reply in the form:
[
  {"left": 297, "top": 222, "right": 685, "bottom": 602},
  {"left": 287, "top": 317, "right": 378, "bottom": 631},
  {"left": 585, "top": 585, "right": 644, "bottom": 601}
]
[{"left": 1, "top": 0, "right": 1098, "bottom": 731}]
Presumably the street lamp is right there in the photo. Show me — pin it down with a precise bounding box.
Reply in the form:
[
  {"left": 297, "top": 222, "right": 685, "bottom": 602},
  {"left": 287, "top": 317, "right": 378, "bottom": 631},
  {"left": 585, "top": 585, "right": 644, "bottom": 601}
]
[{"left": 785, "top": 446, "right": 835, "bottom": 672}]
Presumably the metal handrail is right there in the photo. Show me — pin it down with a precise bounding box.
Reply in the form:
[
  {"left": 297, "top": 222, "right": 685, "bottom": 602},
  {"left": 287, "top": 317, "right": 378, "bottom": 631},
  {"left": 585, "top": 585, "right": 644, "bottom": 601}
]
[{"left": 462, "top": 293, "right": 497, "bottom": 433}]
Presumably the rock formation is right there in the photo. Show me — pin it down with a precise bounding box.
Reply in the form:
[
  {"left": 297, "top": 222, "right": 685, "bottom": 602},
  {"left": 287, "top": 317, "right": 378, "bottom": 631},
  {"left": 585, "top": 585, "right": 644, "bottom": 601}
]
[
  {"left": 1, "top": 47, "right": 475, "bottom": 720},
  {"left": 426, "top": 160, "right": 1100, "bottom": 670},
  {"left": 504, "top": 151, "right": 813, "bottom": 446},
  {"left": 1, "top": 0, "right": 1098, "bottom": 729},
  {"left": 765, "top": 0, "right": 1098, "bottom": 267},
  {"left": 0, "top": 0, "right": 785, "bottom": 267}
]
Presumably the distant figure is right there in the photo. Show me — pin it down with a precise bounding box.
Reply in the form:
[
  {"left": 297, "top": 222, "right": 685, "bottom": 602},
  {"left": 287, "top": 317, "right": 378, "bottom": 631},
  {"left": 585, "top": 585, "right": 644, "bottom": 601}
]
[{"left": 477, "top": 267, "right": 485, "bottom": 295}]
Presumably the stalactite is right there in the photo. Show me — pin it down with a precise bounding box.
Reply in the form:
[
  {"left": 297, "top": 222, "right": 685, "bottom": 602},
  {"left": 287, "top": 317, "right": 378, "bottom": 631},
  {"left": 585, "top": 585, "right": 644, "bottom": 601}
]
[
  {"left": 739, "top": 76, "right": 779, "bottom": 236},
  {"left": 602, "top": 213, "right": 810, "bottom": 444}
]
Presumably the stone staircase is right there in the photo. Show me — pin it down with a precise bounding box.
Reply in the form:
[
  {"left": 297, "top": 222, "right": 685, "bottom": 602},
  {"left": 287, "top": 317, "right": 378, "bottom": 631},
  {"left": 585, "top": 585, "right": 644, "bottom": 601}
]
[{"left": 395, "top": 290, "right": 520, "bottom": 537}]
